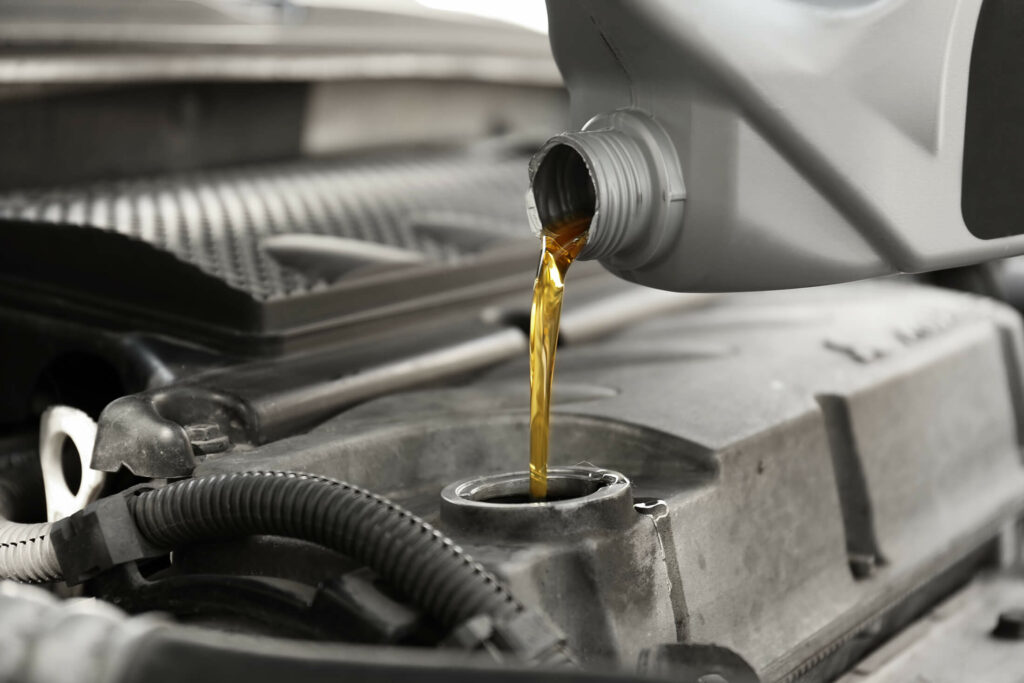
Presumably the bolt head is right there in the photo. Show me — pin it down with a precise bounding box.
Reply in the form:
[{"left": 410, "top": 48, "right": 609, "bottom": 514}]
[{"left": 184, "top": 423, "right": 230, "bottom": 455}]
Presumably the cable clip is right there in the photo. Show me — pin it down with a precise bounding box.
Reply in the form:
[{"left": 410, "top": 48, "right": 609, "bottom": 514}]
[{"left": 49, "top": 485, "right": 165, "bottom": 586}]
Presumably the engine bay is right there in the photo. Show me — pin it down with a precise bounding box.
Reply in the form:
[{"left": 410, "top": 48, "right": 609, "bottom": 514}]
[{"left": 1, "top": 2, "right": 1024, "bottom": 682}]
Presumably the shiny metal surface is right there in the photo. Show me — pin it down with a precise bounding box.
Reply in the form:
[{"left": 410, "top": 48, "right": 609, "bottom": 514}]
[{"left": 38, "top": 406, "right": 104, "bottom": 523}]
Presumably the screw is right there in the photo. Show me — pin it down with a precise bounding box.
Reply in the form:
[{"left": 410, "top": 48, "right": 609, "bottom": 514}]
[{"left": 993, "top": 608, "right": 1024, "bottom": 640}]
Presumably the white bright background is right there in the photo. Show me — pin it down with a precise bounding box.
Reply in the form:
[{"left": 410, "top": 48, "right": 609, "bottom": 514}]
[
  {"left": 416, "top": 0, "right": 548, "bottom": 33},
  {"left": 292, "top": 0, "right": 549, "bottom": 34}
]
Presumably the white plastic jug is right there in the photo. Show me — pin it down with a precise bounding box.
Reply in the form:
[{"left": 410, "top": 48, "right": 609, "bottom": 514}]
[{"left": 528, "top": 0, "right": 1024, "bottom": 291}]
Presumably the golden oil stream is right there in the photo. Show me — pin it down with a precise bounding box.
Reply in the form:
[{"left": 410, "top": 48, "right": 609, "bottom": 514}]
[{"left": 529, "top": 216, "right": 590, "bottom": 500}]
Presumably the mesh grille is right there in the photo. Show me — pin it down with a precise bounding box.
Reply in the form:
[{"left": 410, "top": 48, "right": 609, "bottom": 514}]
[{"left": 0, "top": 150, "right": 530, "bottom": 301}]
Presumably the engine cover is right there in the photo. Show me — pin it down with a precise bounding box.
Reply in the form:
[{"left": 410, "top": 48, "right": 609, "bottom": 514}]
[{"left": 196, "top": 279, "right": 1024, "bottom": 680}]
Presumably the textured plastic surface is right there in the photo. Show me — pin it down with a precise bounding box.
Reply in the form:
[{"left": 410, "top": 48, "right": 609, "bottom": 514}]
[
  {"left": 0, "top": 149, "right": 538, "bottom": 352},
  {"left": 199, "top": 280, "right": 1024, "bottom": 677},
  {"left": 0, "top": 150, "right": 527, "bottom": 301},
  {"left": 833, "top": 575, "right": 1024, "bottom": 683},
  {"left": 536, "top": 0, "right": 1024, "bottom": 291}
]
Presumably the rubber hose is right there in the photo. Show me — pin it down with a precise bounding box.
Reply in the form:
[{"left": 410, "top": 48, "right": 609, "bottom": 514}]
[
  {"left": 130, "top": 471, "right": 522, "bottom": 629},
  {"left": 0, "top": 450, "right": 60, "bottom": 583},
  {"left": 0, "top": 520, "right": 59, "bottom": 583}
]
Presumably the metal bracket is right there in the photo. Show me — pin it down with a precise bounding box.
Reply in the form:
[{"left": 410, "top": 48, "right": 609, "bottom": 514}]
[{"left": 39, "top": 405, "right": 105, "bottom": 523}]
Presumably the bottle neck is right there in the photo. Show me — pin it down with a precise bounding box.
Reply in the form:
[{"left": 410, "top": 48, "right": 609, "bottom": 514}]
[{"left": 528, "top": 110, "right": 685, "bottom": 268}]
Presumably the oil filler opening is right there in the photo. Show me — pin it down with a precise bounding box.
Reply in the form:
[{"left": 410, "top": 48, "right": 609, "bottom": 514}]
[
  {"left": 440, "top": 466, "right": 636, "bottom": 539},
  {"left": 458, "top": 468, "right": 612, "bottom": 505}
]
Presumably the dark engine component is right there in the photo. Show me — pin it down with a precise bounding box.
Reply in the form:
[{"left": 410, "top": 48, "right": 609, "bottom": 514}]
[{"left": 49, "top": 471, "right": 573, "bottom": 667}]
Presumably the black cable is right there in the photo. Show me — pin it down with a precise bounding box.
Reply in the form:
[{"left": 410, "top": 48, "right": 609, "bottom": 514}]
[
  {"left": 129, "top": 471, "right": 519, "bottom": 628},
  {"left": 49, "top": 470, "right": 574, "bottom": 666}
]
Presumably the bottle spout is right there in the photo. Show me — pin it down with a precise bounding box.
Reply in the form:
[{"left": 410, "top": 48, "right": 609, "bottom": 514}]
[{"left": 528, "top": 110, "right": 686, "bottom": 267}]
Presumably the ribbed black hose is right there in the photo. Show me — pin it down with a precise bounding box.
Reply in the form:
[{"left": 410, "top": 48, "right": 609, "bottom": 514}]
[{"left": 129, "top": 471, "right": 522, "bottom": 630}]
